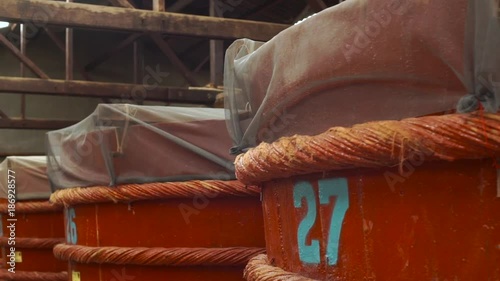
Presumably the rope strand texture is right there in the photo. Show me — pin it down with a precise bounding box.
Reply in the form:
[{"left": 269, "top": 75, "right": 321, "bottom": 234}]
[
  {"left": 235, "top": 112, "right": 500, "bottom": 184},
  {"left": 0, "top": 201, "right": 62, "bottom": 214},
  {"left": 0, "top": 237, "right": 64, "bottom": 249},
  {"left": 244, "top": 254, "right": 319, "bottom": 281},
  {"left": 0, "top": 270, "right": 67, "bottom": 281},
  {"left": 54, "top": 244, "right": 265, "bottom": 267},
  {"left": 50, "top": 180, "right": 260, "bottom": 206}
]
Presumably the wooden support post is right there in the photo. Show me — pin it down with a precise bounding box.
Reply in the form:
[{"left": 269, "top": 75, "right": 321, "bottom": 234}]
[
  {"left": 0, "top": 34, "right": 49, "bottom": 79},
  {"left": 153, "top": 0, "right": 165, "bottom": 12},
  {"left": 133, "top": 40, "right": 144, "bottom": 85},
  {"left": 66, "top": 0, "right": 73, "bottom": 81},
  {"left": 20, "top": 24, "right": 26, "bottom": 119},
  {"left": 209, "top": 0, "right": 224, "bottom": 87},
  {"left": 20, "top": 24, "right": 26, "bottom": 77}
]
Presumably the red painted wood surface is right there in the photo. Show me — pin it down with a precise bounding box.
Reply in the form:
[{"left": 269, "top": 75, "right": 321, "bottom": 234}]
[
  {"left": 0, "top": 204, "right": 66, "bottom": 272},
  {"left": 261, "top": 159, "right": 500, "bottom": 280},
  {"left": 65, "top": 196, "right": 265, "bottom": 280}
]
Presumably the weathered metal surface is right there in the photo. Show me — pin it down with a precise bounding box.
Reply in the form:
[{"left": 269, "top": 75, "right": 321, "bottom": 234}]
[
  {"left": 65, "top": 196, "right": 265, "bottom": 280},
  {"left": 261, "top": 159, "right": 500, "bottom": 280}
]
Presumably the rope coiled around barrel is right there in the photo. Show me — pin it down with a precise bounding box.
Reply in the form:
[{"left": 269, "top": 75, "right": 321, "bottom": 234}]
[
  {"left": 244, "top": 254, "right": 319, "bottom": 281},
  {"left": 54, "top": 244, "right": 265, "bottom": 267},
  {"left": 235, "top": 112, "right": 500, "bottom": 184},
  {"left": 0, "top": 237, "right": 64, "bottom": 249},
  {"left": 0, "top": 201, "right": 62, "bottom": 214},
  {"left": 0, "top": 270, "right": 67, "bottom": 281},
  {"left": 50, "top": 180, "right": 260, "bottom": 206}
]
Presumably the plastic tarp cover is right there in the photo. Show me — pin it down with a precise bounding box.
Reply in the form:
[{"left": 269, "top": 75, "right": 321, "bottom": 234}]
[
  {"left": 0, "top": 156, "right": 52, "bottom": 200},
  {"left": 47, "top": 104, "right": 235, "bottom": 189},
  {"left": 224, "top": 0, "right": 500, "bottom": 153}
]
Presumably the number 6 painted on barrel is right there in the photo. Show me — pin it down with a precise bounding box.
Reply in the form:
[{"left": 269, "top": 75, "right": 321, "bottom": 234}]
[
  {"left": 294, "top": 178, "right": 349, "bottom": 266},
  {"left": 66, "top": 208, "right": 78, "bottom": 244}
]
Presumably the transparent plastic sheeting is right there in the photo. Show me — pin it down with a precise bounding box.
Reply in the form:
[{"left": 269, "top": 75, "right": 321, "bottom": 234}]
[
  {"left": 224, "top": 0, "right": 500, "bottom": 153},
  {"left": 0, "top": 156, "right": 52, "bottom": 200},
  {"left": 46, "top": 104, "right": 235, "bottom": 189}
]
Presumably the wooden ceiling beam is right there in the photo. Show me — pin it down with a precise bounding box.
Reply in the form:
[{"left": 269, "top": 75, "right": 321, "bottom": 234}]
[
  {"left": 0, "top": 77, "right": 219, "bottom": 104},
  {"left": 0, "top": 0, "right": 289, "bottom": 41}
]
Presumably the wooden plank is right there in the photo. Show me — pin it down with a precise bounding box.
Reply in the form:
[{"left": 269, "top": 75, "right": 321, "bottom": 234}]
[
  {"left": 0, "top": 76, "right": 220, "bottom": 104},
  {"left": 0, "top": 34, "right": 49, "bottom": 79},
  {"left": 0, "top": 0, "right": 289, "bottom": 41},
  {"left": 0, "top": 118, "right": 78, "bottom": 130},
  {"left": 153, "top": 0, "right": 165, "bottom": 12}
]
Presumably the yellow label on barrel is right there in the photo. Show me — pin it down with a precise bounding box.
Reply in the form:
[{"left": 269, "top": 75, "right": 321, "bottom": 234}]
[
  {"left": 72, "top": 271, "right": 81, "bottom": 281},
  {"left": 14, "top": 251, "right": 22, "bottom": 262}
]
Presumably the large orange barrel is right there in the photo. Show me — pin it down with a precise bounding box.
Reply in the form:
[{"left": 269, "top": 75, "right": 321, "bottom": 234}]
[
  {"left": 0, "top": 157, "right": 67, "bottom": 281},
  {"left": 50, "top": 180, "right": 265, "bottom": 281},
  {"left": 236, "top": 113, "right": 500, "bottom": 280},
  {"left": 45, "top": 105, "right": 266, "bottom": 280}
]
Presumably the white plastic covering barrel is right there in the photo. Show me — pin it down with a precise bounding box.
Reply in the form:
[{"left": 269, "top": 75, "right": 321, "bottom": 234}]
[
  {"left": 224, "top": 0, "right": 500, "bottom": 153},
  {"left": 0, "top": 156, "right": 52, "bottom": 200},
  {"left": 46, "top": 104, "right": 235, "bottom": 189}
]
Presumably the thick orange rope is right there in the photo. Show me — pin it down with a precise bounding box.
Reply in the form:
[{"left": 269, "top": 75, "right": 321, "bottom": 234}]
[
  {"left": 54, "top": 244, "right": 265, "bottom": 267},
  {"left": 50, "top": 180, "right": 260, "bottom": 206},
  {"left": 0, "top": 201, "right": 62, "bottom": 214},
  {"left": 0, "top": 237, "right": 64, "bottom": 249},
  {"left": 244, "top": 254, "right": 318, "bottom": 281},
  {"left": 0, "top": 270, "right": 67, "bottom": 281},
  {"left": 235, "top": 112, "right": 500, "bottom": 184}
]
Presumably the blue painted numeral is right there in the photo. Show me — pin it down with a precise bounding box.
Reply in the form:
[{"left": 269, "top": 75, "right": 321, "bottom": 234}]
[
  {"left": 293, "top": 181, "right": 320, "bottom": 264},
  {"left": 293, "top": 178, "right": 349, "bottom": 266},
  {"left": 319, "top": 178, "right": 349, "bottom": 265},
  {"left": 66, "top": 208, "right": 77, "bottom": 244}
]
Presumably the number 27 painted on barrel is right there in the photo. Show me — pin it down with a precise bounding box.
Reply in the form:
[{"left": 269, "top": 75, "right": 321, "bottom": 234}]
[{"left": 294, "top": 178, "right": 349, "bottom": 266}]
